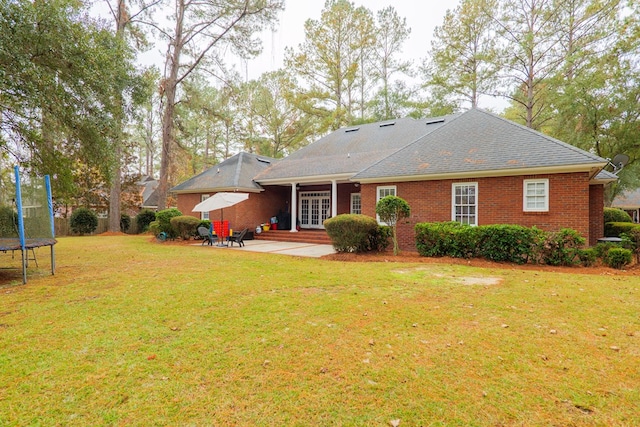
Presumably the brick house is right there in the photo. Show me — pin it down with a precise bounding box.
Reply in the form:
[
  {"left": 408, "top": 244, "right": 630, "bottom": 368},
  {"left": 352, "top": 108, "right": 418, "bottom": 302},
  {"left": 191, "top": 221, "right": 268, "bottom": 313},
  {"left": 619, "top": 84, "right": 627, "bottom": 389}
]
[{"left": 172, "top": 108, "right": 616, "bottom": 249}]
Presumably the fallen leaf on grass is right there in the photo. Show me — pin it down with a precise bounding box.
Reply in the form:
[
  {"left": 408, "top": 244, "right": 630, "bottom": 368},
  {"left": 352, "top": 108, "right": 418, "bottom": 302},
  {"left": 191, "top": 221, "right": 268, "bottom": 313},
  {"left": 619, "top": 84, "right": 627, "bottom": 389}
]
[{"left": 389, "top": 419, "right": 400, "bottom": 427}]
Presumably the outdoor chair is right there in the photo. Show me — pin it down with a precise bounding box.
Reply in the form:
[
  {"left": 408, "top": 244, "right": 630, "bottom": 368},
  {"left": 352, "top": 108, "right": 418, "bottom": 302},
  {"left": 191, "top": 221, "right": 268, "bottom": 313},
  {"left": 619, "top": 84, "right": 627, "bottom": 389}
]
[
  {"left": 197, "top": 226, "right": 214, "bottom": 246},
  {"left": 228, "top": 228, "right": 248, "bottom": 247}
]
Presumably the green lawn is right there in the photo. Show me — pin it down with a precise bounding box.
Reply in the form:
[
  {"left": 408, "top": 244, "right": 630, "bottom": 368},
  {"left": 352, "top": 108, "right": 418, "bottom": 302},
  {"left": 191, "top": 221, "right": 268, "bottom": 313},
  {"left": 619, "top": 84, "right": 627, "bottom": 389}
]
[{"left": 1, "top": 235, "right": 639, "bottom": 426}]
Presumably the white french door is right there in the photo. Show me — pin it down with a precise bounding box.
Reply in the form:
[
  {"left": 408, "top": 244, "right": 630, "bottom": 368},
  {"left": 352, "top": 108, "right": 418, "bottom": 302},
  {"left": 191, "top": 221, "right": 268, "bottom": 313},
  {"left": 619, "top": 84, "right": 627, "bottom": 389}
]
[{"left": 299, "top": 191, "right": 331, "bottom": 229}]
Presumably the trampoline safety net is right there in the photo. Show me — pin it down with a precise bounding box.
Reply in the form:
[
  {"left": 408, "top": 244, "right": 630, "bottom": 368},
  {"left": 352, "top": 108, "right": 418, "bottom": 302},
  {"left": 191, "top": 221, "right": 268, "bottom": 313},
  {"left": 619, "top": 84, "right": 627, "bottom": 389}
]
[{"left": 0, "top": 166, "right": 56, "bottom": 283}]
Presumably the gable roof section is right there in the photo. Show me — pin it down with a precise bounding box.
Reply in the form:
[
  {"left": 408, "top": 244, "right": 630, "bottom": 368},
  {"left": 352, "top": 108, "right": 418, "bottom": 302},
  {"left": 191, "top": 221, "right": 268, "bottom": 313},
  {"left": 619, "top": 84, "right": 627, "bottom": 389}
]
[
  {"left": 354, "top": 109, "right": 608, "bottom": 182},
  {"left": 254, "top": 116, "right": 455, "bottom": 184},
  {"left": 171, "top": 152, "right": 276, "bottom": 194}
]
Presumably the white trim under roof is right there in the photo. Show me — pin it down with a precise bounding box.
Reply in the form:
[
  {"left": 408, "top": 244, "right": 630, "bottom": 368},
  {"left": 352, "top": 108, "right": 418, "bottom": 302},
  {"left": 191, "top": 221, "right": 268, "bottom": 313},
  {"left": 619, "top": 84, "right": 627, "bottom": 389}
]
[
  {"left": 354, "top": 163, "right": 608, "bottom": 184},
  {"left": 256, "top": 173, "right": 355, "bottom": 186},
  {"left": 172, "top": 186, "right": 263, "bottom": 194}
]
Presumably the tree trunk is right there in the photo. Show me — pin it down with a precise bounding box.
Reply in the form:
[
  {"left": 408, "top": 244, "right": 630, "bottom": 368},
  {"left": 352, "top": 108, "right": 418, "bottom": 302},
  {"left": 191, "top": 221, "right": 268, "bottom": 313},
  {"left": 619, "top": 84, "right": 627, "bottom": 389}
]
[
  {"left": 156, "top": 0, "right": 185, "bottom": 210},
  {"left": 108, "top": 0, "right": 128, "bottom": 232}
]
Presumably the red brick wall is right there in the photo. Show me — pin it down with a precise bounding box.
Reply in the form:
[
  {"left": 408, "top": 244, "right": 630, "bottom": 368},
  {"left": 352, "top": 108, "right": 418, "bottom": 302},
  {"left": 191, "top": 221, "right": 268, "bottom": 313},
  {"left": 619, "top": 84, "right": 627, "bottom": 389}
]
[
  {"left": 589, "top": 184, "right": 605, "bottom": 246},
  {"left": 176, "top": 188, "right": 289, "bottom": 232},
  {"left": 361, "top": 172, "right": 595, "bottom": 251}
]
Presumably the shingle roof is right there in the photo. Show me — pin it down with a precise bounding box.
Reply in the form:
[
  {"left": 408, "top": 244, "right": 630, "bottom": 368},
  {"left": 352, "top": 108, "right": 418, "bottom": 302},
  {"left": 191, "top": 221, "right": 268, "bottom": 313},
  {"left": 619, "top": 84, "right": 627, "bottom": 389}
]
[
  {"left": 171, "top": 152, "right": 277, "bottom": 193},
  {"left": 254, "top": 116, "right": 454, "bottom": 181},
  {"left": 140, "top": 179, "right": 159, "bottom": 207},
  {"left": 354, "top": 109, "right": 607, "bottom": 180}
]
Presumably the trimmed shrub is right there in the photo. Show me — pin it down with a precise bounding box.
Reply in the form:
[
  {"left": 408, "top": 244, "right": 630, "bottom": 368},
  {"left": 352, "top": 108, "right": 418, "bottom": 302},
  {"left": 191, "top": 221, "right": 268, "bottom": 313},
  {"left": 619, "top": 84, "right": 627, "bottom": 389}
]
[
  {"left": 416, "top": 222, "right": 539, "bottom": 262},
  {"left": 170, "top": 215, "right": 201, "bottom": 240},
  {"left": 539, "top": 228, "right": 586, "bottom": 266},
  {"left": 120, "top": 214, "right": 131, "bottom": 233},
  {"left": 604, "top": 221, "right": 640, "bottom": 237},
  {"left": 136, "top": 209, "right": 157, "bottom": 233},
  {"left": 578, "top": 248, "right": 597, "bottom": 267},
  {"left": 148, "top": 220, "right": 160, "bottom": 237},
  {"left": 593, "top": 241, "right": 620, "bottom": 259},
  {"left": 155, "top": 208, "right": 182, "bottom": 239},
  {"left": 415, "top": 221, "right": 467, "bottom": 257},
  {"left": 70, "top": 207, "right": 98, "bottom": 235},
  {"left": 324, "top": 214, "right": 381, "bottom": 253},
  {"left": 620, "top": 229, "right": 640, "bottom": 263},
  {"left": 444, "top": 224, "right": 481, "bottom": 259},
  {"left": 368, "top": 225, "right": 392, "bottom": 252},
  {"left": 604, "top": 247, "right": 632, "bottom": 269},
  {"left": 477, "top": 224, "right": 542, "bottom": 264},
  {"left": 604, "top": 207, "right": 632, "bottom": 224}
]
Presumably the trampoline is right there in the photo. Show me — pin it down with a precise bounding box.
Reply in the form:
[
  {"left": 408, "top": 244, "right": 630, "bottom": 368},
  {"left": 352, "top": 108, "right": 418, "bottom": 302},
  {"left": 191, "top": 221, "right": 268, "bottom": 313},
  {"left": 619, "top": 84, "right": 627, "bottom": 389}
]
[{"left": 0, "top": 166, "right": 56, "bottom": 284}]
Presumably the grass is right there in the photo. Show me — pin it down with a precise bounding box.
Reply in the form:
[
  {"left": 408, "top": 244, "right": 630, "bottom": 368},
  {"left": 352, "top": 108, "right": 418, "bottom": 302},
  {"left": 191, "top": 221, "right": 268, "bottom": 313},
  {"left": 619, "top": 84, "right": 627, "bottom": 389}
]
[{"left": 1, "top": 235, "right": 639, "bottom": 426}]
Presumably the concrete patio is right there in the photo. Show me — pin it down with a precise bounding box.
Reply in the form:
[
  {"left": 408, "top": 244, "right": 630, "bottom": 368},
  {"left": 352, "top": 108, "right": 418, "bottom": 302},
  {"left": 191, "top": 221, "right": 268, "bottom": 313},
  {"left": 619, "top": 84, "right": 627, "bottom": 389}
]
[{"left": 196, "top": 238, "right": 336, "bottom": 258}]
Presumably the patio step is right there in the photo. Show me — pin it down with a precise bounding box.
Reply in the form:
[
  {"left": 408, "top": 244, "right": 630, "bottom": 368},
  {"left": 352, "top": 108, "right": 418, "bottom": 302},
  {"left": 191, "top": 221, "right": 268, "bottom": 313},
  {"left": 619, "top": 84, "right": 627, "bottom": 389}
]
[{"left": 254, "top": 229, "right": 332, "bottom": 245}]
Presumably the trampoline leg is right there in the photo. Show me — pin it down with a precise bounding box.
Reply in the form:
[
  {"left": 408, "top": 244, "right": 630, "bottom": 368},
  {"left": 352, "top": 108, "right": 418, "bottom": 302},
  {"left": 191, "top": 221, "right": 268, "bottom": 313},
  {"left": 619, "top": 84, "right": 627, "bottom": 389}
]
[
  {"left": 50, "top": 246, "right": 55, "bottom": 275},
  {"left": 21, "top": 249, "right": 27, "bottom": 284},
  {"left": 27, "top": 248, "right": 38, "bottom": 268}
]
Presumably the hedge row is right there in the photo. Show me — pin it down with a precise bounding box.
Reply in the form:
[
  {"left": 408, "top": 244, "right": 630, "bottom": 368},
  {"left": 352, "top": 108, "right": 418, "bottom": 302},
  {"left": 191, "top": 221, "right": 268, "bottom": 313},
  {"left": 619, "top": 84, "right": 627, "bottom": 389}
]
[
  {"left": 604, "top": 221, "right": 640, "bottom": 237},
  {"left": 415, "top": 222, "right": 544, "bottom": 264},
  {"left": 414, "top": 222, "right": 632, "bottom": 268}
]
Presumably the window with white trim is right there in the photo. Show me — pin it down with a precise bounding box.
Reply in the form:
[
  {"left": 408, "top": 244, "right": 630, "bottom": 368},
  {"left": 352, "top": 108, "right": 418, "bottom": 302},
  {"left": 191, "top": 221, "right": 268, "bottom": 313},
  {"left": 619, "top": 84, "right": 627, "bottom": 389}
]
[
  {"left": 200, "top": 194, "right": 210, "bottom": 220},
  {"left": 376, "top": 186, "right": 396, "bottom": 223},
  {"left": 350, "top": 193, "right": 361, "bottom": 214},
  {"left": 523, "top": 179, "right": 549, "bottom": 212},
  {"left": 452, "top": 183, "right": 478, "bottom": 226},
  {"left": 377, "top": 186, "right": 396, "bottom": 200}
]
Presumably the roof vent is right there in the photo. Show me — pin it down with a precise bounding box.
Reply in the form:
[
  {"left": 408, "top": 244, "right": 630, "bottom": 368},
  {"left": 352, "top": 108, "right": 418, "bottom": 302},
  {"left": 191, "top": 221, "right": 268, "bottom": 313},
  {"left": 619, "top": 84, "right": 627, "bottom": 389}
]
[
  {"left": 379, "top": 122, "right": 395, "bottom": 128},
  {"left": 257, "top": 157, "right": 271, "bottom": 164},
  {"left": 345, "top": 127, "right": 360, "bottom": 133},
  {"left": 426, "top": 119, "right": 445, "bottom": 125}
]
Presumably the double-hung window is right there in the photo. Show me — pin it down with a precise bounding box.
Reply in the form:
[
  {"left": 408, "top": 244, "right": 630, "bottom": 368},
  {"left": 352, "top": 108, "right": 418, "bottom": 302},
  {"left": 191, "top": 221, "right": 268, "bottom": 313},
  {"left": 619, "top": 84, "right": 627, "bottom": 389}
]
[
  {"left": 200, "top": 194, "right": 210, "bottom": 220},
  {"left": 350, "top": 193, "right": 361, "bottom": 214},
  {"left": 376, "top": 186, "right": 396, "bottom": 223},
  {"left": 523, "top": 179, "right": 549, "bottom": 212},
  {"left": 452, "top": 183, "right": 478, "bottom": 226}
]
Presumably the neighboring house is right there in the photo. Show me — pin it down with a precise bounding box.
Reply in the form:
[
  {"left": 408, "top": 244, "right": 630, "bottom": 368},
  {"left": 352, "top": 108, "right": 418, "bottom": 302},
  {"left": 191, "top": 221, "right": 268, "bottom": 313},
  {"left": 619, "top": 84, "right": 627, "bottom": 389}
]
[
  {"left": 612, "top": 189, "right": 640, "bottom": 222},
  {"left": 137, "top": 176, "right": 159, "bottom": 211},
  {"left": 172, "top": 108, "right": 616, "bottom": 249}
]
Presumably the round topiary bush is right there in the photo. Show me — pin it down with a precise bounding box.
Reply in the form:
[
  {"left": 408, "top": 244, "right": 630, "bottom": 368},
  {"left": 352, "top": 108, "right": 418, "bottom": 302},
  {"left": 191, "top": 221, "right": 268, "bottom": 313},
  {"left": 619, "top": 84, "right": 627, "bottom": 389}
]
[
  {"left": 136, "top": 209, "right": 157, "bottom": 233},
  {"left": 70, "top": 207, "right": 98, "bottom": 235},
  {"left": 155, "top": 208, "right": 182, "bottom": 239},
  {"left": 170, "top": 215, "right": 201, "bottom": 240},
  {"left": 324, "top": 214, "right": 381, "bottom": 253},
  {"left": 604, "top": 207, "right": 632, "bottom": 224}
]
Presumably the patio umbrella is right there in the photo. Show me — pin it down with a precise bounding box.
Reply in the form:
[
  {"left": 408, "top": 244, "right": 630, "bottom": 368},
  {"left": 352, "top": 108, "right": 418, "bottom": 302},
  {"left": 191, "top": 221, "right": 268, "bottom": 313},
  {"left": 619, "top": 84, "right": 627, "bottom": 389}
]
[{"left": 192, "top": 192, "right": 249, "bottom": 221}]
